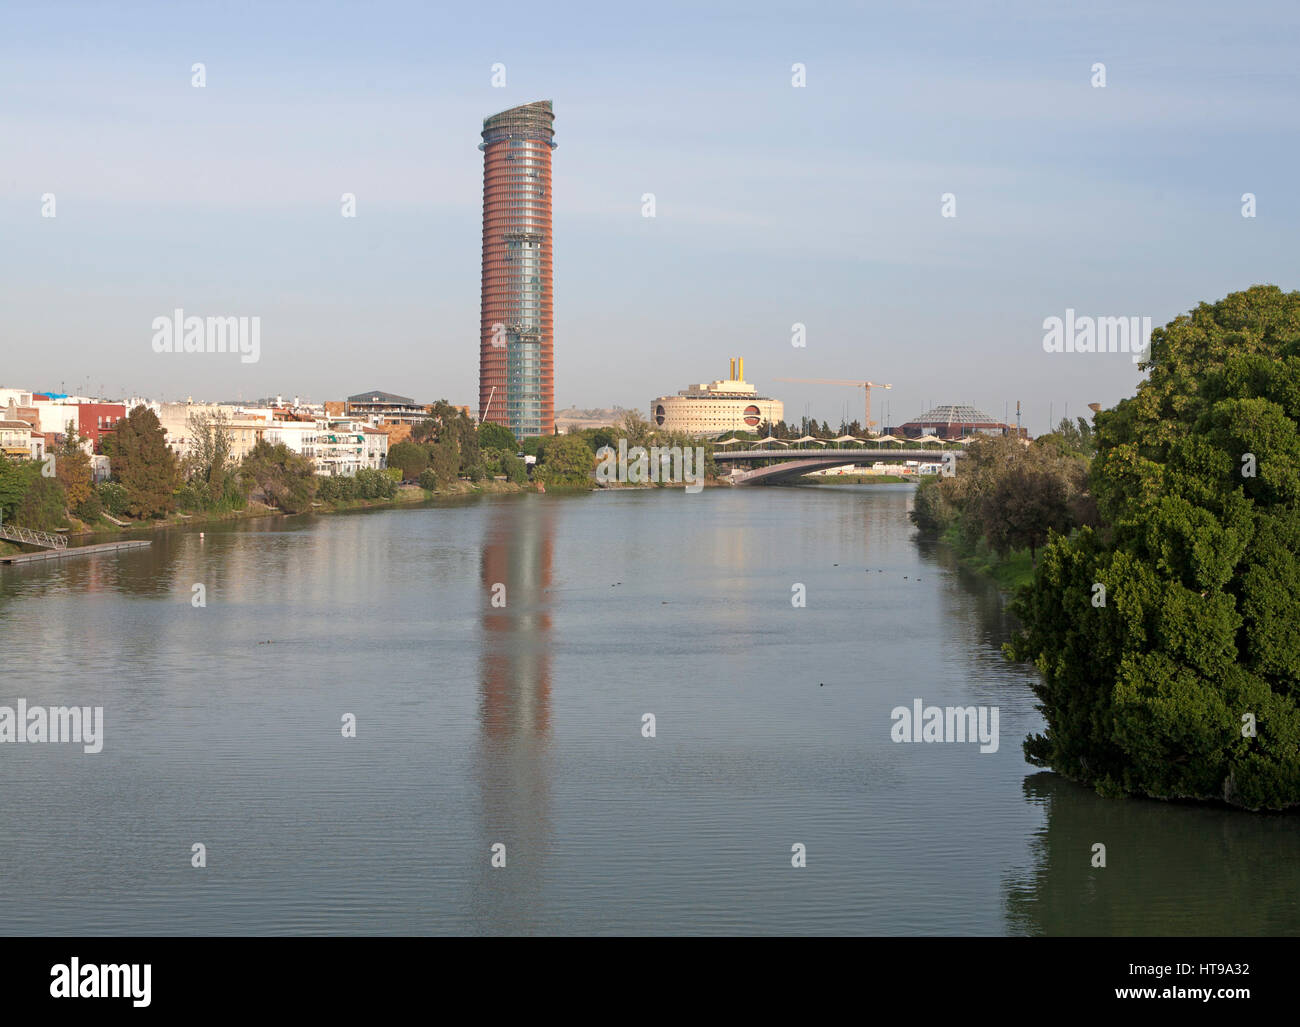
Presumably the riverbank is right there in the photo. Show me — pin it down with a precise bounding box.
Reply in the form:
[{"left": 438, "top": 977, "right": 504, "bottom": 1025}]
[
  {"left": 938, "top": 523, "right": 1036, "bottom": 591},
  {"left": 5, "top": 478, "right": 530, "bottom": 550},
  {"left": 794, "top": 474, "right": 915, "bottom": 485}
]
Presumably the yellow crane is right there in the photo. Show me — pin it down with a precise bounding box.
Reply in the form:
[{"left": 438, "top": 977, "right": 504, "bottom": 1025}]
[{"left": 773, "top": 377, "right": 893, "bottom": 433}]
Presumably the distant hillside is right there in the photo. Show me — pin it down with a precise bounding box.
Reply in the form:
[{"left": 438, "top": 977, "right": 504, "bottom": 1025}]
[{"left": 554, "top": 405, "right": 627, "bottom": 430}]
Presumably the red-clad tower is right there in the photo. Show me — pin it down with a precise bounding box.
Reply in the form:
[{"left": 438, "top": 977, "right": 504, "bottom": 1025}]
[{"left": 479, "top": 101, "right": 556, "bottom": 438}]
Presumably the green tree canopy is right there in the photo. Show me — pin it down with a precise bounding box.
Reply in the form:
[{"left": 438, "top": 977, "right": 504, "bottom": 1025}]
[
  {"left": 103, "top": 405, "right": 179, "bottom": 518},
  {"left": 1008, "top": 285, "right": 1300, "bottom": 810},
  {"left": 240, "top": 440, "right": 317, "bottom": 514},
  {"left": 536, "top": 434, "right": 595, "bottom": 486},
  {"left": 478, "top": 421, "right": 517, "bottom": 454},
  {"left": 387, "top": 440, "right": 430, "bottom": 480}
]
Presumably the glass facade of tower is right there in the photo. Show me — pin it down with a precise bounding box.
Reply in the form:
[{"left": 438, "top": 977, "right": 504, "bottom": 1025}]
[{"left": 479, "top": 101, "right": 555, "bottom": 438}]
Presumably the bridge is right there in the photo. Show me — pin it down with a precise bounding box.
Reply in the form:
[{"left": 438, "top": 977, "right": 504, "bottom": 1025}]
[
  {"left": 712, "top": 447, "right": 964, "bottom": 485},
  {"left": 0, "top": 522, "right": 68, "bottom": 550}
]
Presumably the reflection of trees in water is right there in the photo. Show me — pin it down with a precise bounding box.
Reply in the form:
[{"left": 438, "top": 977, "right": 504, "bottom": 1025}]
[
  {"left": 0, "top": 528, "right": 183, "bottom": 600},
  {"left": 914, "top": 535, "right": 1025, "bottom": 661},
  {"left": 471, "top": 499, "right": 556, "bottom": 931},
  {"left": 912, "top": 535, "right": 1300, "bottom": 937},
  {"left": 1004, "top": 772, "right": 1300, "bottom": 936}
]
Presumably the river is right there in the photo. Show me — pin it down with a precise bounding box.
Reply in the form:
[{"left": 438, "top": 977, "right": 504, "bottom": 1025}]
[{"left": 0, "top": 485, "right": 1295, "bottom": 934}]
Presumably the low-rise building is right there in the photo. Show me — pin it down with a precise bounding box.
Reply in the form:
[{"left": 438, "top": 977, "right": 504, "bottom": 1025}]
[
  {"left": 345, "top": 390, "right": 427, "bottom": 425},
  {"left": 0, "top": 420, "right": 39, "bottom": 460},
  {"left": 650, "top": 358, "right": 784, "bottom": 437}
]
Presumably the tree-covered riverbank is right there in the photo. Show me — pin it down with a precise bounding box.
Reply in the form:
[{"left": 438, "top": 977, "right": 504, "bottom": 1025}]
[{"left": 1008, "top": 286, "right": 1300, "bottom": 811}]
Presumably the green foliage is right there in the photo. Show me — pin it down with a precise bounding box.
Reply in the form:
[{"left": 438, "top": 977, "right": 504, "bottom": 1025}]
[
  {"left": 478, "top": 421, "right": 517, "bottom": 454},
  {"left": 500, "top": 452, "right": 528, "bottom": 484},
  {"left": 104, "top": 405, "right": 180, "bottom": 518},
  {"left": 15, "top": 473, "right": 66, "bottom": 530},
  {"left": 909, "top": 434, "right": 1094, "bottom": 561},
  {"left": 417, "top": 468, "right": 439, "bottom": 491},
  {"left": 1009, "top": 285, "right": 1300, "bottom": 810},
  {"left": 354, "top": 468, "right": 396, "bottom": 500},
  {"left": 182, "top": 410, "right": 240, "bottom": 510},
  {"left": 1037, "top": 417, "right": 1098, "bottom": 458},
  {"left": 911, "top": 476, "right": 957, "bottom": 534},
  {"left": 430, "top": 433, "right": 459, "bottom": 486},
  {"left": 315, "top": 468, "right": 397, "bottom": 503},
  {"left": 97, "top": 481, "right": 129, "bottom": 517},
  {"left": 455, "top": 415, "right": 480, "bottom": 474},
  {"left": 387, "top": 441, "right": 429, "bottom": 481},
  {"left": 240, "top": 440, "right": 317, "bottom": 514},
  {"left": 535, "top": 434, "right": 595, "bottom": 486},
  {"left": 73, "top": 491, "right": 103, "bottom": 523},
  {"left": 0, "top": 457, "right": 38, "bottom": 522}
]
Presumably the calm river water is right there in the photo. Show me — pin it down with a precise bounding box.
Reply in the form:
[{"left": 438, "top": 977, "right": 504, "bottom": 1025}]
[{"left": 1, "top": 485, "right": 1295, "bottom": 935}]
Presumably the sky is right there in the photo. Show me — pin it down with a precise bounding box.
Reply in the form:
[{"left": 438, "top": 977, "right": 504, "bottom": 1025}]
[{"left": 2, "top": 0, "right": 1299, "bottom": 435}]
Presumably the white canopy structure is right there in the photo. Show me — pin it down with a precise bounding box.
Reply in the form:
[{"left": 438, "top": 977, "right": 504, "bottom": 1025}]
[
  {"left": 791, "top": 435, "right": 826, "bottom": 446},
  {"left": 832, "top": 435, "right": 862, "bottom": 445},
  {"left": 912, "top": 434, "right": 946, "bottom": 444}
]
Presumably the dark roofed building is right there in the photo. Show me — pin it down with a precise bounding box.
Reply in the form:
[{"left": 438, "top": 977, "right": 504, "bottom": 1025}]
[
  {"left": 344, "top": 390, "right": 426, "bottom": 425},
  {"left": 888, "top": 404, "right": 1023, "bottom": 441}
]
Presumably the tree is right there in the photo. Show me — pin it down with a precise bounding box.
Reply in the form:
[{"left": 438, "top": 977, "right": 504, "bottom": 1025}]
[
  {"left": 0, "top": 457, "right": 39, "bottom": 523},
  {"left": 535, "top": 434, "right": 595, "bottom": 486},
  {"left": 1008, "top": 285, "right": 1300, "bottom": 810},
  {"left": 479, "top": 421, "right": 517, "bottom": 454},
  {"left": 387, "top": 441, "right": 429, "bottom": 481},
  {"left": 615, "top": 409, "right": 653, "bottom": 449},
  {"left": 429, "top": 433, "right": 459, "bottom": 487},
  {"left": 240, "top": 440, "right": 317, "bottom": 514},
  {"left": 183, "top": 410, "right": 238, "bottom": 506},
  {"left": 1038, "top": 416, "right": 1097, "bottom": 458},
  {"left": 55, "top": 425, "right": 93, "bottom": 510},
  {"left": 103, "top": 406, "right": 179, "bottom": 518},
  {"left": 500, "top": 452, "right": 528, "bottom": 484},
  {"left": 455, "top": 414, "right": 481, "bottom": 476},
  {"left": 16, "top": 474, "right": 66, "bottom": 530},
  {"left": 983, "top": 463, "right": 1071, "bottom": 562}
]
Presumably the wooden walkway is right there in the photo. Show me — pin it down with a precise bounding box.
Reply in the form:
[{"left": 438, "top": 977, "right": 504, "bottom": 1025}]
[{"left": 1, "top": 540, "right": 152, "bottom": 565}]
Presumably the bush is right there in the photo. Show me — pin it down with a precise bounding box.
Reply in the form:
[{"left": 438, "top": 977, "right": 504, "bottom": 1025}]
[
  {"left": 177, "top": 481, "right": 210, "bottom": 512},
  {"left": 354, "top": 468, "right": 396, "bottom": 501},
  {"left": 74, "top": 492, "right": 103, "bottom": 523},
  {"left": 500, "top": 453, "right": 528, "bottom": 484},
  {"left": 418, "top": 468, "right": 439, "bottom": 491},
  {"left": 387, "top": 441, "right": 428, "bottom": 481},
  {"left": 97, "top": 481, "right": 129, "bottom": 517},
  {"left": 16, "top": 475, "right": 66, "bottom": 530},
  {"left": 316, "top": 475, "right": 357, "bottom": 502}
]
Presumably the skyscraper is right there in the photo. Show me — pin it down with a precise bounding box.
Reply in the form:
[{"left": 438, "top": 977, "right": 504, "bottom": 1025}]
[{"left": 479, "top": 100, "right": 556, "bottom": 438}]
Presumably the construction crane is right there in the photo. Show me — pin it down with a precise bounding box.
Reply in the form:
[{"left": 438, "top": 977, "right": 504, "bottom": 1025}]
[{"left": 773, "top": 377, "right": 893, "bottom": 433}]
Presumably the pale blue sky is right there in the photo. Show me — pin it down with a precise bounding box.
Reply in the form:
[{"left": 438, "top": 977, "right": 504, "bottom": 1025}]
[{"left": 2, "top": 0, "right": 1298, "bottom": 433}]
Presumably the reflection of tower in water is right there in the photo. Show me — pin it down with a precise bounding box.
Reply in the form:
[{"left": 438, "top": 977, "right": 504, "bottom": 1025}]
[
  {"left": 474, "top": 500, "right": 555, "bottom": 922},
  {"left": 480, "top": 501, "right": 553, "bottom": 739}
]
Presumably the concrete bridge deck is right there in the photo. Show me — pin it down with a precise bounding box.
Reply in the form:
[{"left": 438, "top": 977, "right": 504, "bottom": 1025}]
[{"left": 713, "top": 447, "right": 962, "bottom": 485}]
